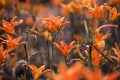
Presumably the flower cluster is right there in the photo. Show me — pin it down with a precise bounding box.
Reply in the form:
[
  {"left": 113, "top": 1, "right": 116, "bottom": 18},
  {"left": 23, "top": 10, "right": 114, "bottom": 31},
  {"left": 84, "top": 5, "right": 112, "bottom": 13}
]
[{"left": 0, "top": 0, "right": 120, "bottom": 80}]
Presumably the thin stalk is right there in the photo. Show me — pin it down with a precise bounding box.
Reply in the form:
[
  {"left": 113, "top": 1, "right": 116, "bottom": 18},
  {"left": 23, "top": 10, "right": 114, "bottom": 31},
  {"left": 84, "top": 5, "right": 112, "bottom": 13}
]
[
  {"left": 46, "top": 41, "right": 52, "bottom": 69},
  {"left": 50, "top": 31, "right": 59, "bottom": 68},
  {"left": 50, "top": 34, "right": 55, "bottom": 69},
  {"left": 75, "top": 45, "right": 87, "bottom": 63},
  {"left": 24, "top": 27, "right": 30, "bottom": 80},
  {"left": 87, "top": 45, "right": 93, "bottom": 70}
]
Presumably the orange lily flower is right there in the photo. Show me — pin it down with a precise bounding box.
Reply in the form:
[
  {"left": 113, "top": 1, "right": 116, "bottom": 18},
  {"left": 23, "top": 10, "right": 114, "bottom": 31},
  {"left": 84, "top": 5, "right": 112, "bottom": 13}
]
[
  {"left": 53, "top": 40, "right": 76, "bottom": 57},
  {"left": 90, "top": 3, "right": 110, "bottom": 22},
  {"left": 91, "top": 3, "right": 104, "bottom": 20},
  {"left": 84, "top": 48, "right": 104, "bottom": 67},
  {"left": 41, "top": 15, "right": 69, "bottom": 33},
  {"left": 109, "top": 7, "right": 120, "bottom": 21},
  {"left": 92, "top": 4, "right": 102, "bottom": 19},
  {"left": 0, "top": 44, "right": 7, "bottom": 63},
  {"left": 2, "top": 34, "right": 22, "bottom": 52},
  {"left": 28, "top": 65, "right": 45, "bottom": 80},
  {"left": 0, "top": 16, "right": 23, "bottom": 34},
  {"left": 94, "top": 24, "right": 111, "bottom": 50},
  {"left": 91, "top": 25, "right": 110, "bottom": 66}
]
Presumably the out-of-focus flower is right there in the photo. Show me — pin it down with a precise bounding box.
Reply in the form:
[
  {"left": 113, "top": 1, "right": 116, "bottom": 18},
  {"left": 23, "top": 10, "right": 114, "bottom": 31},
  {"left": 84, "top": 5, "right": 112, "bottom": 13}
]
[
  {"left": 0, "top": 0, "right": 6, "bottom": 5},
  {"left": 61, "top": 0, "right": 84, "bottom": 15},
  {"left": 24, "top": 1, "right": 31, "bottom": 11},
  {"left": 0, "top": 0, "right": 6, "bottom": 16},
  {"left": 43, "top": 30, "right": 52, "bottom": 41},
  {"left": 2, "top": 34, "right": 22, "bottom": 52},
  {"left": 28, "top": 65, "right": 45, "bottom": 80},
  {"left": 0, "top": 16, "right": 23, "bottom": 34},
  {"left": 0, "top": 8, "right": 5, "bottom": 16},
  {"left": 85, "top": 68, "right": 119, "bottom": 80},
  {"left": 109, "top": 7, "right": 120, "bottom": 21},
  {"left": 0, "top": 44, "right": 7, "bottom": 63},
  {"left": 61, "top": 2, "right": 74, "bottom": 16},
  {"left": 25, "top": 17, "right": 33, "bottom": 25},
  {"left": 44, "top": 62, "right": 88, "bottom": 80},
  {"left": 0, "top": 75, "right": 2, "bottom": 80},
  {"left": 72, "top": 1, "right": 84, "bottom": 13},
  {"left": 74, "top": 0, "right": 95, "bottom": 8},
  {"left": 50, "top": 0, "right": 63, "bottom": 6},
  {"left": 53, "top": 40, "right": 76, "bottom": 57},
  {"left": 61, "top": 0, "right": 94, "bottom": 16},
  {"left": 111, "top": 0, "right": 120, "bottom": 3},
  {"left": 32, "top": 5, "right": 47, "bottom": 16},
  {"left": 41, "top": 15, "right": 69, "bottom": 33}
]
